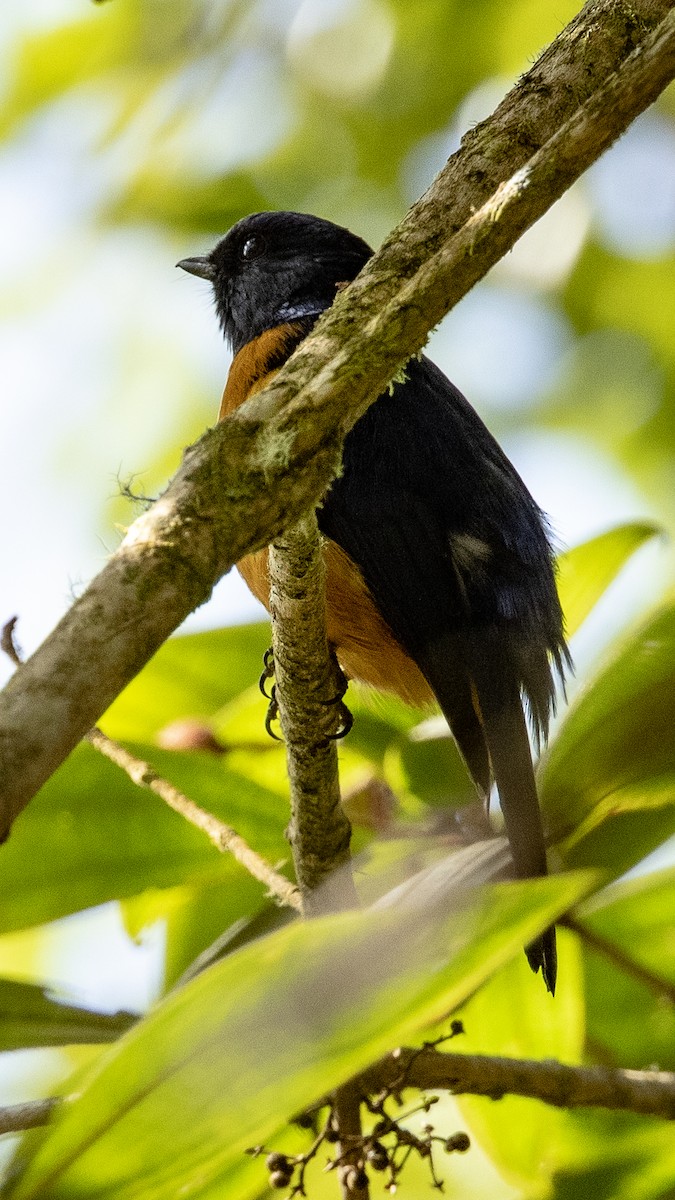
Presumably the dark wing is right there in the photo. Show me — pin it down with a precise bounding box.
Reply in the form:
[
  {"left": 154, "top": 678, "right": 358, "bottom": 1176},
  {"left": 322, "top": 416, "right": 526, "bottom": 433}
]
[
  {"left": 318, "top": 355, "right": 568, "bottom": 745},
  {"left": 318, "top": 356, "right": 567, "bottom": 995}
]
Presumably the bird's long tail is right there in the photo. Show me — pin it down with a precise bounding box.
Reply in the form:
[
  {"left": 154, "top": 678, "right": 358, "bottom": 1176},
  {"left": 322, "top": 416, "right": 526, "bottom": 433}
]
[
  {"left": 420, "top": 634, "right": 557, "bottom": 995},
  {"left": 472, "top": 663, "right": 557, "bottom": 995}
]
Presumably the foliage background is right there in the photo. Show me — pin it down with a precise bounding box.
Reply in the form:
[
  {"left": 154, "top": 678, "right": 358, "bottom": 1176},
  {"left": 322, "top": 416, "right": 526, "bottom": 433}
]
[{"left": 0, "top": 1, "right": 674, "bottom": 1197}]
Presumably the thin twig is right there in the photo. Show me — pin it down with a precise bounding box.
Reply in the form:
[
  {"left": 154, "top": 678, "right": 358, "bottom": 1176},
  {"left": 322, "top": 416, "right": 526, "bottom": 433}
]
[
  {"left": 562, "top": 914, "right": 675, "bottom": 1004},
  {"left": 87, "top": 728, "right": 302, "bottom": 912},
  {"left": 1, "top": 619, "right": 301, "bottom": 913},
  {"left": 2, "top": 2, "right": 674, "bottom": 835},
  {"left": 268, "top": 514, "right": 358, "bottom": 915},
  {"left": 358, "top": 1048, "right": 675, "bottom": 1120},
  {"left": 1, "top": 617, "right": 21, "bottom": 667},
  {"left": 0, "top": 1098, "right": 60, "bottom": 1135}
]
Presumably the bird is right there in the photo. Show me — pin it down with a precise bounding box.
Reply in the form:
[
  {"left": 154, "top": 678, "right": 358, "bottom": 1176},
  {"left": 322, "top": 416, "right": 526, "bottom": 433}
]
[{"left": 177, "top": 210, "right": 570, "bottom": 994}]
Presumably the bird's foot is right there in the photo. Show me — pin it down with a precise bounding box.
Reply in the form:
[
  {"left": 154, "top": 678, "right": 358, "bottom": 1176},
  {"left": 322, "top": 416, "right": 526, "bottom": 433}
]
[
  {"left": 258, "top": 647, "right": 275, "bottom": 699},
  {"left": 259, "top": 649, "right": 283, "bottom": 741},
  {"left": 323, "top": 671, "right": 353, "bottom": 740},
  {"left": 263, "top": 684, "right": 283, "bottom": 742}
]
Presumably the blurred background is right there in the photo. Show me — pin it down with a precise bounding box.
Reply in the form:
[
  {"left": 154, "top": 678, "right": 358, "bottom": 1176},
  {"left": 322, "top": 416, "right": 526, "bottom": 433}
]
[
  {"left": 2, "top": 0, "right": 675, "bottom": 691},
  {"left": 0, "top": 0, "right": 674, "bottom": 1170}
]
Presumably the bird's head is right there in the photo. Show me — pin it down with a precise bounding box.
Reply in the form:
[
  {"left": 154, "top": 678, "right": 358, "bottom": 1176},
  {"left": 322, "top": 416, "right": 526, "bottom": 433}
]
[{"left": 177, "top": 211, "right": 373, "bottom": 354}]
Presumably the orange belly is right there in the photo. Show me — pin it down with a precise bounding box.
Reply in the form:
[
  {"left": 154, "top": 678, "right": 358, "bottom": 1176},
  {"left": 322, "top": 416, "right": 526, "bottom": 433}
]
[
  {"left": 219, "top": 324, "right": 432, "bottom": 709},
  {"left": 238, "top": 541, "right": 433, "bottom": 710}
]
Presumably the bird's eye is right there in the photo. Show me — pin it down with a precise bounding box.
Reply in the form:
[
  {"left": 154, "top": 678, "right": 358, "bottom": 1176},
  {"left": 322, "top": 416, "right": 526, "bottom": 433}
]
[{"left": 241, "top": 234, "right": 266, "bottom": 261}]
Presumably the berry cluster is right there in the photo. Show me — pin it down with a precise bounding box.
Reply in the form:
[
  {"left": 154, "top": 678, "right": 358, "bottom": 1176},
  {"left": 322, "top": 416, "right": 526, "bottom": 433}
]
[{"left": 248, "top": 1092, "right": 470, "bottom": 1195}]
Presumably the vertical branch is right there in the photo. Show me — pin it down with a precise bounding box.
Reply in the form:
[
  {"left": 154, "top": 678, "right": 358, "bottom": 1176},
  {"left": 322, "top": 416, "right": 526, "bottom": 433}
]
[
  {"left": 333, "top": 1084, "right": 369, "bottom": 1200},
  {"left": 268, "top": 512, "right": 358, "bottom": 915}
]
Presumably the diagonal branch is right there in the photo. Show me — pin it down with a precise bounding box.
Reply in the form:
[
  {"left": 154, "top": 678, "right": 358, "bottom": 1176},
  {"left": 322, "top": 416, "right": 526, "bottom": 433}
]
[
  {"left": 86, "top": 728, "right": 302, "bottom": 912},
  {"left": 1, "top": 1, "right": 674, "bottom": 837},
  {"left": 2, "top": 619, "right": 302, "bottom": 911},
  {"left": 0, "top": 1099, "right": 60, "bottom": 1136},
  {"left": 563, "top": 915, "right": 675, "bottom": 1004}
]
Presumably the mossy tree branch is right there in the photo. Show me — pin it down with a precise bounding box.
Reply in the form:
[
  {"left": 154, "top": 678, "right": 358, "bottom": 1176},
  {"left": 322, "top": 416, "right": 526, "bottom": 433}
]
[
  {"left": 268, "top": 514, "right": 358, "bottom": 914},
  {"left": 1, "top": 0, "right": 674, "bottom": 837}
]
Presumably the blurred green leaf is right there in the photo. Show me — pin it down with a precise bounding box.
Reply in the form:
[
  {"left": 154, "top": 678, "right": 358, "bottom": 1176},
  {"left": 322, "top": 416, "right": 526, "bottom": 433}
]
[
  {"left": 1, "top": 14, "right": 127, "bottom": 138},
  {"left": 567, "top": 243, "right": 675, "bottom": 378},
  {"left": 101, "top": 624, "right": 271, "bottom": 743},
  {"left": 0, "top": 740, "right": 288, "bottom": 934},
  {"left": 572, "top": 868, "right": 675, "bottom": 1069},
  {"left": 110, "top": 171, "right": 270, "bottom": 236},
  {"left": 122, "top": 882, "right": 290, "bottom": 994},
  {"left": 559, "top": 799, "right": 675, "bottom": 881},
  {"left": 3, "top": 872, "right": 591, "bottom": 1200},
  {"left": 581, "top": 947, "right": 675, "bottom": 1073},
  {"left": 551, "top": 1110, "right": 675, "bottom": 1200},
  {"left": 384, "top": 726, "right": 474, "bottom": 810},
  {"left": 540, "top": 599, "right": 675, "bottom": 870},
  {"left": 455, "top": 926, "right": 584, "bottom": 1189},
  {"left": 556, "top": 522, "right": 662, "bottom": 640},
  {"left": 576, "top": 866, "right": 675, "bottom": 987},
  {"left": 0, "top": 980, "right": 136, "bottom": 1051}
]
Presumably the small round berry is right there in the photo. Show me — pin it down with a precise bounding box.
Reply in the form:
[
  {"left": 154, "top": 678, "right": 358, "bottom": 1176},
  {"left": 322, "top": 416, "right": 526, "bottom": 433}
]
[
  {"left": 445, "top": 1132, "right": 471, "bottom": 1153},
  {"left": 294, "top": 1112, "right": 314, "bottom": 1129},
  {"left": 269, "top": 1169, "right": 292, "bottom": 1189},
  {"left": 266, "top": 1153, "right": 290, "bottom": 1173},
  {"left": 344, "top": 1167, "right": 369, "bottom": 1190},
  {"left": 366, "top": 1143, "right": 389, "bottom": 1171}
]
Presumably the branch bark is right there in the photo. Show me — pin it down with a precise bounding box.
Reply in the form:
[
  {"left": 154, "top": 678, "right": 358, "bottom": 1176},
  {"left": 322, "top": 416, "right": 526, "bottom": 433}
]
[
  {"left": 333, "top": 1083, "right": 370, "bottom": 1200},
  {"left": 268, "top": 515, "right": 358, "bottom": 914},
  {"left": 1, "top": 0, "right": 674, "bottom": 836},
  {"left": 0, "top": 1099, "right": 60, "bottom": 1136},
  {"left": 2, "top": 1049, "right": 674, "bottom": 1141},
  {"left": 359, "top": 1048, "right": 675, "bottom": 1121}
]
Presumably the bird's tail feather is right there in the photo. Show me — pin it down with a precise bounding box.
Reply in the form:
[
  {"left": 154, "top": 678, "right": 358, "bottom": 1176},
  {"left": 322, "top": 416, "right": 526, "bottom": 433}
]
[
  {"left": 420, "top": 634, "right": 557, "bottom": 996},
  {"left": 470, "top": 647, "right": 557, "bottom": 995}
]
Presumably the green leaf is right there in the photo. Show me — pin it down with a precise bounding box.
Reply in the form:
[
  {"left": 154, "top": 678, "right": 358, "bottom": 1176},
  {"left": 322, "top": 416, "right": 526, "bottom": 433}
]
[
  {"left": 455, "top": 926, "right": 585, "bottom": 1189},
  {"left": 0, "top": 740, "right": 287, "bottom": 934},
  {"left": 122, "top": 883, "right": 291, "bottom": 994},
  {"left": 0, "top": 980, "right": 136, "bottom": 1051},
  {"left": 551, "top": 1110, "right": 675, "bottom": 1200},
  {"left": 384, "top": 725, "right": 475, "bottom": 811},
  {"left": 576, "top": 866, "right": 675, "bottom": 984},
  {"left": 556, "top": 522, "right": 661, "bottom": 640},
  {"left": 540, "top": 598, "right": 675, "bottom": 871},
  {"left": 0, "top": 14, "right": 128, "bottom": 138},
  {"left": 101, "top": 624, "right": 271, "bottom": 743},
  {"left": 572, "top": 868, "right": 675, "bottom": 1069},
  {"left": 2, "top": 871, "right": 592, "bottom": 1200}
]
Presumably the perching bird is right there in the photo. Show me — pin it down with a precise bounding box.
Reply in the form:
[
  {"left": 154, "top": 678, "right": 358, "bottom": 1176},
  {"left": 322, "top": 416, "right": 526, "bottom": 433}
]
[{"left": 177, "top": 211, "right": 569, "bottom": 994}]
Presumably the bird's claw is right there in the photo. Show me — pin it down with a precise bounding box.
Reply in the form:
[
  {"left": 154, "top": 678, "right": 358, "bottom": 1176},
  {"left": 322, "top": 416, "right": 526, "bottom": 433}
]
[
  {"left": 264, "top": 684, "right": 283, "bottom": 742},
  {"left": 323, "top": 676, "right": 353, "bottom": 740},
  {"left": 328, "top": 697, "right": 353, "bottom": 739},
  {"left": 259, "top": 647, "right": 275, "bottom": 699},
  {"left": 259, "top": 647, "right": 351, "bottom": 740}
]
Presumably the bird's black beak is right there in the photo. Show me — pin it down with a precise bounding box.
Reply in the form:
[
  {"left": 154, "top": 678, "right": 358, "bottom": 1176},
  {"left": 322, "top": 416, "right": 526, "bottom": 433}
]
[{"left": 176, "top": 256, "right": 216, "bottom": 281}]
